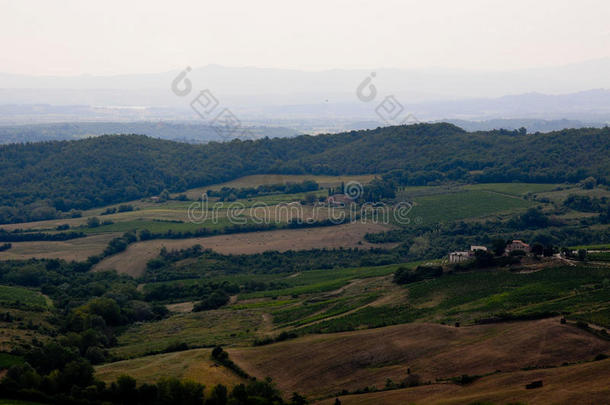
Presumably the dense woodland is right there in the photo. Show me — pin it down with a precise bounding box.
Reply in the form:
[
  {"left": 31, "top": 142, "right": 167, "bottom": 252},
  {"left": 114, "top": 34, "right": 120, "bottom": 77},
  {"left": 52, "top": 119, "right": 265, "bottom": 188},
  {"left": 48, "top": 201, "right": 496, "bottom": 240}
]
[
  {"left": 0, "top": 255, "right": 307, "bottom": 404},
  {"left": 1, "top": 123, "right": 609, "bottom": 224}
]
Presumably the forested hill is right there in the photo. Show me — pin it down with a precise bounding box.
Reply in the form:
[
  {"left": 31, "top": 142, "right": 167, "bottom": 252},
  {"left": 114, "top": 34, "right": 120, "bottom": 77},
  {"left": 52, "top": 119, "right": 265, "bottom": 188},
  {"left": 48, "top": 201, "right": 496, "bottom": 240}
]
[{"left": 1, "top": 123, "right": 609, "bottom": 224}]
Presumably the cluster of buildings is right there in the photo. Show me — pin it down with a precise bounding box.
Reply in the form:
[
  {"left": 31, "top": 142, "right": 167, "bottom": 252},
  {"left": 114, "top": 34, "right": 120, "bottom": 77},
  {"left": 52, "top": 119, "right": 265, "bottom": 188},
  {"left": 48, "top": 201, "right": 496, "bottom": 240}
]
[
  {"left": 448, "top": 245, "right": 487, "bottom": 264},
  {"left": 448, "top": 240, "right": 531, "bottom": 264}
]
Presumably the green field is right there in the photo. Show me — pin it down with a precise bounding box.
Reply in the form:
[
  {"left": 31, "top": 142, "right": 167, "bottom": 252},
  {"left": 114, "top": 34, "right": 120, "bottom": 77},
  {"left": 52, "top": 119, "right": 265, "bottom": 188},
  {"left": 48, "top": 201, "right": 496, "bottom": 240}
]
[
  {"left": 463, "top": 182, "right": 559, "bottom": 195},
  {"left": 0, "top": 352, "right": 24, "bottom": 369},
  {"left": 237, "top": 263, "right": 415, "bottom": 299},
  {"left": 81, "top": 218, "right": 231, "bottom": 234},
  {"left": 569, "top": 243, "right": 610, "bottom": 250},
  {"left": 142, "top": 262, "right": 414, "bottom": 300},
  {"left": 406, "top": 189, "right": 534, "bottom": 225},
  {"left": 282, "top": 264, "right": 610, "bottom": 334},
  {"left": 135, "top": 258, "right": 610, "bottom": 345},
  {"left": 406, "top": 265, "right": 610, "bottom": 325},
  {"left": 111, "top": 309, "right": 263, "bottom": 359},
  {"left": 0, "top": 285, "right": 48, "bottom": 308},
  {"left": 588, "top": 251, "right": 610, "bottom": 261},
  {"left": 399, "top": 182, "right": 558, "bottom": 198}
]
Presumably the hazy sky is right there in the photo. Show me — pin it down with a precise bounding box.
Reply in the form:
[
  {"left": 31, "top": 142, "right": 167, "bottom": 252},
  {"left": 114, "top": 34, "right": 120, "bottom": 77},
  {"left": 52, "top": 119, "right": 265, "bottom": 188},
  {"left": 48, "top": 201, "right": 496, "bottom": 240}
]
[{"left": 1, "top": 0, "right": 609, "bottom": 76}]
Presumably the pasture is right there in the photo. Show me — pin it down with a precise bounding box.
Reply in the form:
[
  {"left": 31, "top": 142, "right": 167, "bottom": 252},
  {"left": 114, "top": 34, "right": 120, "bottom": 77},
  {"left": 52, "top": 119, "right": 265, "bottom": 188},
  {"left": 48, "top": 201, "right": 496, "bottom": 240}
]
[{"left": 0, "top": 285, "right": 48, "bottom": 308}]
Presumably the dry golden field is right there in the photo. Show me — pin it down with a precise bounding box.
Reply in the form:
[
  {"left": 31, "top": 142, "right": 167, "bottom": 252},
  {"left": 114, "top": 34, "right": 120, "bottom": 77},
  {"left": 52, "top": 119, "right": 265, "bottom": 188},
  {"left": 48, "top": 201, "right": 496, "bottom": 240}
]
[
  {"left": 93, "top": 222, "right": 395, "bottom": 277},
  {"left": 228, "top": 318, "right": 610, "bottom": 398}
]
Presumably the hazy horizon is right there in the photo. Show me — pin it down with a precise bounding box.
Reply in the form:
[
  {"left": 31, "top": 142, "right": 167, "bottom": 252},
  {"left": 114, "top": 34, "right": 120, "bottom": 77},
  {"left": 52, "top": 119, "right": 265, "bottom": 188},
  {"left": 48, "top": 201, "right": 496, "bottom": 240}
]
[
  {"left": 2, "top": 0, "right": 610, "bottom": 76},
  {"left": 2, "top": 0, "right": 610, "bottom": 129}
]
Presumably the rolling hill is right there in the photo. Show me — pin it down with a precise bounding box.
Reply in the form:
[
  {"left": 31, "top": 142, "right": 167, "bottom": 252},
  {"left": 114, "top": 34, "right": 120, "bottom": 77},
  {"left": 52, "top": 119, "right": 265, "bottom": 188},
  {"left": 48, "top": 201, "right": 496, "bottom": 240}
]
[{"left": 1, "top": 123, "right": 609, "bottom": 224}]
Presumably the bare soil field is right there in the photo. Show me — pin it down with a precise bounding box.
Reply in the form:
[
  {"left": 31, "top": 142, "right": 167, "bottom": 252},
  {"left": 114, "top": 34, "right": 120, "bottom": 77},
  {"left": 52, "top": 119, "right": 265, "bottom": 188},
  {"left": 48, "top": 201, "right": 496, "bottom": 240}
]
[
  {"left": 314, "top": 358, "right": 610, "bottom": 405},
  {"left": 93, "top": 222, "right": 395, "bottom": 277},
  {"left": 0, "top": 233, "right": 120, "bottom": 261},
  {"left": 228, "top": 318, "right": 610, "bottom": 398}
]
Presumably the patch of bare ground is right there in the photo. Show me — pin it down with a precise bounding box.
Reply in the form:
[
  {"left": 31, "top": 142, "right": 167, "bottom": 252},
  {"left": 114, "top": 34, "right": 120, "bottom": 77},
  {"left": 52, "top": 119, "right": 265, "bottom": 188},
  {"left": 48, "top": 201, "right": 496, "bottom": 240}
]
[
  {"left": 93, "top": 222, "right": 395, "bottom": 277},
  {"left": 0, "top": 233, "right": 120, "bottom": 262},
  {"left": 165, "top": 301, "right": 196, "bottom": 313},
  {"left": 314, "top": 358, "right": 610, "bottom": 405},
  {"left": 512, "top": 256, "right": 577, "bottom": 273},
  {"left": 227, "top": 318, "right": 610, "bottom": 398}
]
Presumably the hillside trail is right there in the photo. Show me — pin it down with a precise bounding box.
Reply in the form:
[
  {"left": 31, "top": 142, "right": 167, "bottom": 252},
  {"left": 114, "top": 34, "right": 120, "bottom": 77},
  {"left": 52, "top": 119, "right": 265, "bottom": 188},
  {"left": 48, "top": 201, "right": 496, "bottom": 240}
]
[{"left": 289, "top": 276, "right": 406, "bottom": 329}]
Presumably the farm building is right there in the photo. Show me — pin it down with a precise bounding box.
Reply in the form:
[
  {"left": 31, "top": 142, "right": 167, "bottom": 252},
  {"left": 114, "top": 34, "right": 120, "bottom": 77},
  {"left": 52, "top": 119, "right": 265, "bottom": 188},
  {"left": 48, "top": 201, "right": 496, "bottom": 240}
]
[
  {"left": 449, "top": 251, "right": 471, "bottom": 263},
  {"left": 327, "top": 194, "right": 354, "bottom": 206},
  {"left": 505, "top": 240, "right": 531, "bottom": 255},
  {"left": 449, "top": 245, "right": 488, "bottom": 263}
]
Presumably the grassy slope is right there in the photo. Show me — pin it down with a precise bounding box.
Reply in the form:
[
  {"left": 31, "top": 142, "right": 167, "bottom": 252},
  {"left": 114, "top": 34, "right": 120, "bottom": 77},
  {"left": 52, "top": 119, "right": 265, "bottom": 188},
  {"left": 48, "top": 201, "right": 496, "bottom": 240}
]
[
  {"left": 119, "top": 261, "right": 609, "bottom": 356},
  {"left": 0, "top": 285, "right": 48, "bottom": 308},
  {"left": 406, "top": 264, "right": 610, "bottom": 325},
  {"left": 110, "top": 309, "right": 263, "bottom": 359},
  {"left": 95, "top": 348, "right": 246, "bottom": 392},
  {"left": 0, "top": 286, "right": 54, "bottom": 350},
  {"left": 407, "top": 189, "right": 534, "bottom": 225}
]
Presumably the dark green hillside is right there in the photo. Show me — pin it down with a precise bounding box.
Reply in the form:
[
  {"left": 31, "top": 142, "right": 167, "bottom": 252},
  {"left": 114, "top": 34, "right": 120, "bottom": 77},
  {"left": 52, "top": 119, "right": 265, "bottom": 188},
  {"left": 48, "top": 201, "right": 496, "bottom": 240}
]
[{"left": 0, "top": 123, "right": 609, "bottom": 224}]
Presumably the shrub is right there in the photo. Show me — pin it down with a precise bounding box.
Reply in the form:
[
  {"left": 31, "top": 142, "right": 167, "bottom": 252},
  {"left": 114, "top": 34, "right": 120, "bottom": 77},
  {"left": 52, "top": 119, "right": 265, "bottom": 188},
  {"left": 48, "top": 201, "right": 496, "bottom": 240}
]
[
  {"left": 193, "top": 290, "right": 230, "bottom": 312},
  {"left": 453, "top": 374, "right": 480, "bottom": 385}
]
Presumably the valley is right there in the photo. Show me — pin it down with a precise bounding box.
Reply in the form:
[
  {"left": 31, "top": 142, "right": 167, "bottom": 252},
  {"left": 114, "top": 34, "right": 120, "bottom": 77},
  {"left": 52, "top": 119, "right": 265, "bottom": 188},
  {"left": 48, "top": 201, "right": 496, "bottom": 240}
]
[{"left": 0, "top": 126, "right": 609, "bottom": 404}]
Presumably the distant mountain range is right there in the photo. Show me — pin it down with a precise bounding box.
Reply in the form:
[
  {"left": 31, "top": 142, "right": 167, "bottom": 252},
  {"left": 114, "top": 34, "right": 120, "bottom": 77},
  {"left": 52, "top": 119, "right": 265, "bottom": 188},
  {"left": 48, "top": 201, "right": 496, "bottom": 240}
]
[
  {"left": 1, "top": 60, "right": 610, "bottom": 127},
  {"left": 3, "top": 58, "right": 610, "bottom": 98}
]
